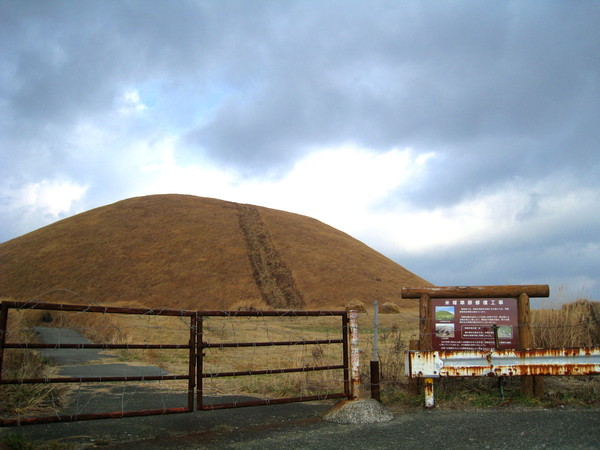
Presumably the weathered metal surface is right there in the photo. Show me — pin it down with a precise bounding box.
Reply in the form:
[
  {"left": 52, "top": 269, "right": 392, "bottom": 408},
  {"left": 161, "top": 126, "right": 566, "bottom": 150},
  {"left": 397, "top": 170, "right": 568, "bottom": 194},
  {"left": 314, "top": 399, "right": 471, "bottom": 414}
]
[
  {"left": 402, "top": 285, "right": 550, "bottom": 299},
  {"left": 198, "top": 393, "right": 348, "bottom": 410},
  {"left": 202, "top": 364, "right": 345, "bottom": 378},
  {"left": 407, "top": 347, "right": 600, "bottom": 378},
  {"left": 187, "top": 313, "right": 197, "bottom": 412},
  {"left": 0, "top": 375, "right": 190, "bottom": 384},
  {"left": 4, "top": 343, "right": 192, "bottom": 349},
  {"left": 370, "top": 360, "right": 381, "bottom": 401},
  {"left": 203, "top": 339, "right": 344, "bottom": 348},
  {"left": 198, "top": 310, "right": 347, "bottom": 317},
  {"left": 342, "top": 312, "right": 351, "bottom": 398},
  {"left": 2, "top": 300, "right": 196, "bottom": 316},
  {"left": 1, "top": 407, "right": 191, "bottom": 426},
  {"left": 0, "top": 303, "right": 8, "bottom": 383},
  {"left": 196, "top": 314, "right": 204, "bottom": 411}
]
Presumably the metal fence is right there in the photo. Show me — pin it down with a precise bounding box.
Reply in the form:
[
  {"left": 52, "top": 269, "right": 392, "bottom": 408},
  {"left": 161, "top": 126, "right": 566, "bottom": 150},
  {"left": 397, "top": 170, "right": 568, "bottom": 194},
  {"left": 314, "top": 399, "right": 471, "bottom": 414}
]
[{"left": 0, "top": 301, "right": 351, "bottom": 426}]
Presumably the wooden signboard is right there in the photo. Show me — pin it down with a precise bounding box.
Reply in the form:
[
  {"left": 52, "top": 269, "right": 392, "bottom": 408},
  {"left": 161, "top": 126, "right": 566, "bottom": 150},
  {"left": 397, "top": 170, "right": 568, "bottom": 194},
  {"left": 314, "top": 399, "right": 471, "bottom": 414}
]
[
  {"left": 431, "top": 297, "right": 519, "bottom": 351},
  {"left": 402, "top": 285, "right": 550, "bottom": 398}
]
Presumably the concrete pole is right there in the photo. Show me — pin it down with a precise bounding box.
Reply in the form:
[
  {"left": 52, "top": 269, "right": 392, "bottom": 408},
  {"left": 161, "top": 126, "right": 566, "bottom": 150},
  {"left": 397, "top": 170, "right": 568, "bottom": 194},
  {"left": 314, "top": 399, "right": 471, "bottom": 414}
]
[{"left": 349, "top": 310, "right": 361, "bottom": 399}]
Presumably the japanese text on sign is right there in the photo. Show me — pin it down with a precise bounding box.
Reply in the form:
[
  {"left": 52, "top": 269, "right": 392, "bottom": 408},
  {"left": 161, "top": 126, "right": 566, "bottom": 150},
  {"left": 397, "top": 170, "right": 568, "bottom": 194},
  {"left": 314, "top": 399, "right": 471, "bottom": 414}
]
[{"left": 431, "top": 298, "right": 519, "bottom": 351}]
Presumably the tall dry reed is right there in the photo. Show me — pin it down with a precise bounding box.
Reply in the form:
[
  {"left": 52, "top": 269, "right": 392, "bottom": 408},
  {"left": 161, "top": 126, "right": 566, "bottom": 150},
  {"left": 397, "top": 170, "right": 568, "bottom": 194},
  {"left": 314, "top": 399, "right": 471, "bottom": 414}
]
[{"left": 531, "top": 299, "right": 600, "bottom": 348}]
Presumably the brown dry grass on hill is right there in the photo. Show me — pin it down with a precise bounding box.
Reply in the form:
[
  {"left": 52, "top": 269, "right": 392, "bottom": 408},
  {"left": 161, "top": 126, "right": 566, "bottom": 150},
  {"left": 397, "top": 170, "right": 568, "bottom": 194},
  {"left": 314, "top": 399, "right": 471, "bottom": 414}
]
[{"left": 0, "top": 194, "right": 430, "bottom": 310}]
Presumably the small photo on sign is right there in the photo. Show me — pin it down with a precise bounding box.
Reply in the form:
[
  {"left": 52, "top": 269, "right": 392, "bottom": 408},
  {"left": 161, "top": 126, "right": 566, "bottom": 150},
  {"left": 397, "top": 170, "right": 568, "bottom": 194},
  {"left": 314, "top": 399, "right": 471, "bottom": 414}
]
[
  {"left": 435, "top": 306, "right": 455, "bottom": 321},
  {"left": 436, "top": 323, "right": 455, "bottom": 338},
  {"left": 497, "top": 325, "right": 513, "bottom": 339}
]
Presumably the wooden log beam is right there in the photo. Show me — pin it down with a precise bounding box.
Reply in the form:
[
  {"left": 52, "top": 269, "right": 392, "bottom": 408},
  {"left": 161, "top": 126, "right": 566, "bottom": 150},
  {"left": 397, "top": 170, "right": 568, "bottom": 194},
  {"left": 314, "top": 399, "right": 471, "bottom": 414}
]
[{"left": 401, "top": 285, "right": 550, "bottom": 299}]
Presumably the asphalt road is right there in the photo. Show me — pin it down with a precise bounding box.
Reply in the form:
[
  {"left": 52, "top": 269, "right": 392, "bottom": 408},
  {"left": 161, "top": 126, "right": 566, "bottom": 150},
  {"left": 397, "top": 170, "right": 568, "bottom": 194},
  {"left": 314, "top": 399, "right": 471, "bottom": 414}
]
[
  {"left": 30, "top": 326, "right": 180, "bottom": 416},
  {"left": 33, "top": 327, "right": 169, "bottom": 378},
  {"left": 2, "top": 403, "right": 599, "bottom": 449}
]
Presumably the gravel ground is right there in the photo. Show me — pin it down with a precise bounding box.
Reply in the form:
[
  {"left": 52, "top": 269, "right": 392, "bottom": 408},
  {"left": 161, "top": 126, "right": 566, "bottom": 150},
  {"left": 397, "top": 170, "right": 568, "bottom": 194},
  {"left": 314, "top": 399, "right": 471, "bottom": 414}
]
[{"left": 1, "top": 403, "right": 599, "bottom": 449}]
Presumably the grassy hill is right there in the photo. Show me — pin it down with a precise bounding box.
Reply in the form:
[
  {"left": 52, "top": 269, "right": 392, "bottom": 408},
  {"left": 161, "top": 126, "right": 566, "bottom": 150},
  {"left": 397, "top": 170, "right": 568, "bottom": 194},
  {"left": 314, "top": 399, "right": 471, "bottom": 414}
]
[{"left": 0, "top": 194, "right": 431, "bottom": 310}]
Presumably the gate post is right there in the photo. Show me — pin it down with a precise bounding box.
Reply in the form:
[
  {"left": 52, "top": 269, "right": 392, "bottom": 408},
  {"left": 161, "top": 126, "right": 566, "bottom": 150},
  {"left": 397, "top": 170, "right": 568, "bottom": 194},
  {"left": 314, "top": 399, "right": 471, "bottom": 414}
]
[
  {"left": 0, "top": 302, "right": 8, "bottom": 382},
  {"left": 518, "top": 293, "right": 544, "bottom": 397},
  {"left": 196, "top": 313, "right": 204, "bottom": 410},
  {"left": 188, "top": 312, "right": 197, "bottom": 411},
  {"left": 370, "top": 301, "right": 381, "bottom": 401},
  {"left": 349, "top": 310, "right": 361, "bottom": 399}
]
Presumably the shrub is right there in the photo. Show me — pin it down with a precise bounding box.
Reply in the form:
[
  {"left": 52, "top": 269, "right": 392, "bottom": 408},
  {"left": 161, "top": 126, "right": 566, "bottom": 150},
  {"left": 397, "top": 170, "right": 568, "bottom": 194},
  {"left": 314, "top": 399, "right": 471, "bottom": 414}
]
[
  {"left": 379, "top": 302, "right": 401, "bottom": 314},
  {"left": 345, "top": 299, "right": 366, "bottom": 313},
  {"left": 531, "top": 299, "right": 600, "bottom": 348}
]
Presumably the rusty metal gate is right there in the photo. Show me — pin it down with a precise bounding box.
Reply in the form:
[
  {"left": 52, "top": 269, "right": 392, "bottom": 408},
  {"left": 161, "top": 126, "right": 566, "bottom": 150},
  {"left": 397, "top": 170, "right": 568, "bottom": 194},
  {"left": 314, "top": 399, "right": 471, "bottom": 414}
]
[
  {"left": 0, "top": 301, "right": 351, "bottom": 426},
  {"left": 0, "top": 301, "right": 197, "bottom": 425},
  {"left": 196, "top": 310, "right": 351, "bottom": 410}
]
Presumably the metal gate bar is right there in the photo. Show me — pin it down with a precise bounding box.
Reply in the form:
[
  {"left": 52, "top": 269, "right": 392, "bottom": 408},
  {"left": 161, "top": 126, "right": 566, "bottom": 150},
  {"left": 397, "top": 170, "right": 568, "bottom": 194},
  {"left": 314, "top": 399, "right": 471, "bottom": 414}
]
[
  {"left": 0, "top": 301, "right": 197, "bottom": 426},
  {"left": 197, "top": 310, "right": 350, "bottom": 410}
]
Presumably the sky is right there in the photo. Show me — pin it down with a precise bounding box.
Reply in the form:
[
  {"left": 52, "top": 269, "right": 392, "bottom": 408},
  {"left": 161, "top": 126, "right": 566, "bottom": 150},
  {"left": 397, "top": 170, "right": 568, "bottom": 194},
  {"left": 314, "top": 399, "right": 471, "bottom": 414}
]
[{"left": 1, "top": 1, "right": 599, "bottom": 305}]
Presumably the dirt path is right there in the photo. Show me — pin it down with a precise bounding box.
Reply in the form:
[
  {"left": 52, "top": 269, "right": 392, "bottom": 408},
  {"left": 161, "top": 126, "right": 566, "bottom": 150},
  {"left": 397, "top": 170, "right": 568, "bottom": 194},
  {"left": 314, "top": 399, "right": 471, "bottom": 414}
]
[{"left": 237, "top": 203, "right": 305, "bottom": 309}]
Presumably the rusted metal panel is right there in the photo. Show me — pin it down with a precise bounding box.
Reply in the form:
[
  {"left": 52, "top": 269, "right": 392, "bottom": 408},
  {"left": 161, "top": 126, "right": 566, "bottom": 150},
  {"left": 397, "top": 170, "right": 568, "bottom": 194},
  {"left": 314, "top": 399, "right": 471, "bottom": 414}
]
[
  {"left": 187, "top": 313, "right": 197, "bottom": 412},
  {"left": 198, "top": 393, "right": 348, "bottom": 411},
  {"left": 2, "top": 301, "right": 196, "bottom": 316},
  {"left": 0, "top": 302, "right": 8, "bottom": 383},
  {"left": 0, "top": 375, "right": 190, "bottom": 384},
  {"left": 203, "top": 339, "right": 344, "bottom": 348},
  {"left": 198, "top": 310, "right": 346, "bottom": 317},
  {"left": 1, "top": 407, "right": 191, "bottom": 426},
  {"left": 342, "top": 312, "right": 350, "bottom": 398},
  {"left": 202, "top": 364, "right": 345, "bottom": 378},
  {"left": 407, "top": 347, "right": 600, "bottom": 378},
  {"left": 4, "top": 343, "right": 192, "bottom": 349}
]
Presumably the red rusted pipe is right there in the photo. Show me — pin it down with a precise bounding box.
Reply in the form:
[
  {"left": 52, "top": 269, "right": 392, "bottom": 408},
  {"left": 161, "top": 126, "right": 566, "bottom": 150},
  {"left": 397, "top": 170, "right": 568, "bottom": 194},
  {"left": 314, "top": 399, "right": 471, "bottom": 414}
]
[{"left": 1, "top": 407, "right": 191, "bottom": 427}]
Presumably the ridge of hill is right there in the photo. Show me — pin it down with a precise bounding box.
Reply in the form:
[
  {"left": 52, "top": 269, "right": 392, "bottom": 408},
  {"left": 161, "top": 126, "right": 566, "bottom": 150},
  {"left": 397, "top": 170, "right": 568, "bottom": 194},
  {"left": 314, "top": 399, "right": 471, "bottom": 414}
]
[{"left": 0, "top": 194, "right": 431, "bottom": 310}]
